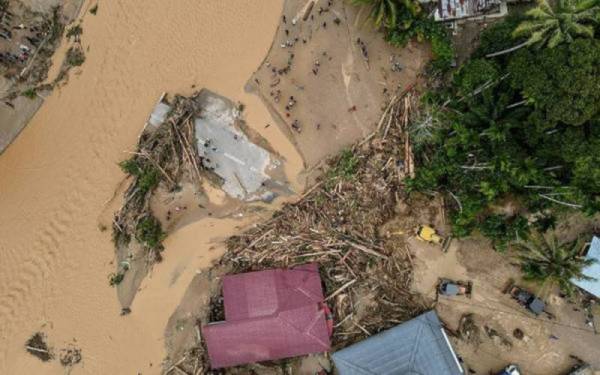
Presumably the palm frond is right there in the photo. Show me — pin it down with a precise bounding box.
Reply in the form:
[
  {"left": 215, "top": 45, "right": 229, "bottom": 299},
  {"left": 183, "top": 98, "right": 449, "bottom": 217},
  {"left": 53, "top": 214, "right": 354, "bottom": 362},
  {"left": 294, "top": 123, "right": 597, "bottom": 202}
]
[
  {"left": 537, "top": 0, "right": 556, "bottom": 16},
  {"left": 574, "top": 0, "right": 600, "bottom": 12},
  {"left": 570, "top": 22, "right": 595, "bottom": 37},
  {"left": 513, "top": 20, "right": 548, "bottom": 36},
  {"left": 514, "top": 231, "right": 594, "bottom": 295},
  {"left": 547, "top": 28, "right": 564, "bottom": 48}
]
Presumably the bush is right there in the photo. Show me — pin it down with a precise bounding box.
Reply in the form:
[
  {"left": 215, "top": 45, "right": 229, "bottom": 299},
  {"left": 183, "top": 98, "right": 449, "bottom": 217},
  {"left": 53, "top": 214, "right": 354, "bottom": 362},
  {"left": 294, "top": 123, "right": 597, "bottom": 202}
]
[
  {"left": 136, "top": 216, "right": 165, "bottom": 250},
  {"left": 109, "top": 272, "right": 125, "bottom": 286},
  {"left": 66, "top": 46, "right": 85, "bottom": 66},
  {"left": 387, "top": 15, "right": 454, "bottom": 73},
  {"left": 429, "top": 33, "right": 454, "bottom": 72},
  {"left": 479, "top": 214, "right": 528, "bottom": 251},
  {"left": 137, "top": 167, "right": 160, "bottom": 194},
  {"left": 474, "top": 15, "right": 525, "bottom": 59},
  {"left": 21, "top": 88, "right": 37, "bottom": 99},
  {"left": 328, "top": 149, "right": 359, "bottom": 181},
  {"left": 119, "top": 158, "right": 160, "bottom": 194},
  {"left": 119, "top": 158, "right": 142, "bottom": 175},
  {"left": 66, "top": 24, "right": 82, "bottom": 39}
]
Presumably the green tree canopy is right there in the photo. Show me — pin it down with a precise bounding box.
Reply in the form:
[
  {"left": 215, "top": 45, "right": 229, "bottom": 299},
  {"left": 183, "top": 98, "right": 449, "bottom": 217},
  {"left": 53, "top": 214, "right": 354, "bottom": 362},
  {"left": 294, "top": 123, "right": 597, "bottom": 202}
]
[
  {"left": 508, "top": 38, "right": 600, "bottom": 126},
  {"left": 352, "top": 0, "right": 422, "bottom": 32}
]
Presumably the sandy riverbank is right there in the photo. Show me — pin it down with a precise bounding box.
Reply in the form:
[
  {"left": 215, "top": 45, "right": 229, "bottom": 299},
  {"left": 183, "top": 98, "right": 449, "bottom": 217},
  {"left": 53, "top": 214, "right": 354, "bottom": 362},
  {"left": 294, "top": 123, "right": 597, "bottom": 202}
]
[
  {"left": 0, "top": 1, "right": 302, "bottom": 374},
  {"left": 0, "top": 0, "right": 86, "bottom": 154}
]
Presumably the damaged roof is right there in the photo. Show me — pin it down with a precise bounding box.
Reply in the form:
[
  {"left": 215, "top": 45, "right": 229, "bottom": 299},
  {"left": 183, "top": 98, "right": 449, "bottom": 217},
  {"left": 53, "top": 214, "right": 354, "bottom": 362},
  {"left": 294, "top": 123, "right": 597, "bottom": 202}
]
[
  {"left": 202, "top": 263, "right": 330, "bottom": 369},
  {"left": 194, "top": 90, "right": 274, "bottom": 201},
  {"left": 332, "top": 311, "right": 464, "bottom": 375},
  {"left": 435, "top": 0, "right": 505, "bottom": 21}
]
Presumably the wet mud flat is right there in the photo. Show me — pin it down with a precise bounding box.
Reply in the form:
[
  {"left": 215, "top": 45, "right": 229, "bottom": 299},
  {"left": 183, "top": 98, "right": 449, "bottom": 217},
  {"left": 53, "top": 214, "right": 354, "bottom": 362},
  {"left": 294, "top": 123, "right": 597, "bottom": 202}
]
[{"left": 249, "top": 0, "right": 428, "bottom": 168}]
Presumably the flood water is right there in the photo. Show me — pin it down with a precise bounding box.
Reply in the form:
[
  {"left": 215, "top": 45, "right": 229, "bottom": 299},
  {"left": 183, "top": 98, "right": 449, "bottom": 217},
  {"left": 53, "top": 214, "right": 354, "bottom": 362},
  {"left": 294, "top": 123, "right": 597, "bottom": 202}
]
[{"left": 0, "top": 1, "right": 303, "bottom": 373}]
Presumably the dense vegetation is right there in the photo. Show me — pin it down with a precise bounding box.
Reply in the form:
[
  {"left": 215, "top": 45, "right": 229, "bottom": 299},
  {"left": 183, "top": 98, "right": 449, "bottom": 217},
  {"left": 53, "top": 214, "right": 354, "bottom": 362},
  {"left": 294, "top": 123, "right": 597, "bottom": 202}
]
[
  {"left": 406, "top": 0, "right": 600, "bottom": 252},
  {"left": 352, "top": 0, "right": 454, "bottom": 71},
  {"left": 349, "top": 0, "right": 600, "bottom": 291},
  {"left": 514, "top": 232, "right": 595, "bottom": 295}
]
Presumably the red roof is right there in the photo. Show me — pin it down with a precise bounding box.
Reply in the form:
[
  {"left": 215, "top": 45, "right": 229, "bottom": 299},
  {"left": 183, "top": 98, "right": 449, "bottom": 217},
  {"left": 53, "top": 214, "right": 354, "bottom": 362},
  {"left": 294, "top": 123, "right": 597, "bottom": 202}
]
[{"left": 203, "top": 263, "right": 330, "bottom": 368}]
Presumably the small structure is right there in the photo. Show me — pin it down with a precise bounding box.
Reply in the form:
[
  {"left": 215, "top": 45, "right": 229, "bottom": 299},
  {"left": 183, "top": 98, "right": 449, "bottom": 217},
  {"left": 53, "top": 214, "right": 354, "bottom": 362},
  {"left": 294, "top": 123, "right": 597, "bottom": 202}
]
[
  {"left": 145, "top": 93, "right": 171, "bottom": 129},
  {"left": 432, "top": 0, "right": 508, "bottom": 22},
  {"left": 572, "top": 236, "right": 600, "bottom": 298},
  {"left": 332, "top": 311, "right": 464, "bottom": 375},
  {"left": 202, "top": 263, "right": 331, "bottom": 369}
]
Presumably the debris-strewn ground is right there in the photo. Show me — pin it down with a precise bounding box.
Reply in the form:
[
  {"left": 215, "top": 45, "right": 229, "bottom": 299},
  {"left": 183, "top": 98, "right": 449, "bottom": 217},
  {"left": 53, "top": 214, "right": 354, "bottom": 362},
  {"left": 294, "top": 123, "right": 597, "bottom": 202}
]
[
  {"left": 163, "top": 90, "right": 436, "bottom": 374},
  {"left": 163, "top": 89, "right": 600, "bottom": 375},
  {"left": 408, "top": 223, "right": 600, "bottom": 374}
]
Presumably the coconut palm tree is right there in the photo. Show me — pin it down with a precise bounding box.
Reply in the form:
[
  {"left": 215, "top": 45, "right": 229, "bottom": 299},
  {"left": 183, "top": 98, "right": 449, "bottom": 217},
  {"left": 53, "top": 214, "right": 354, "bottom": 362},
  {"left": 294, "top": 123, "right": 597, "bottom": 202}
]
[
  {"left": 486, "top": 0, "right": 600, "bottom": 57},
  {"left": 513, "top": 231, "right": 595, "bottom": 295},
  {"left": 352, "top": 0, "right": 400, "bottom": 29}
]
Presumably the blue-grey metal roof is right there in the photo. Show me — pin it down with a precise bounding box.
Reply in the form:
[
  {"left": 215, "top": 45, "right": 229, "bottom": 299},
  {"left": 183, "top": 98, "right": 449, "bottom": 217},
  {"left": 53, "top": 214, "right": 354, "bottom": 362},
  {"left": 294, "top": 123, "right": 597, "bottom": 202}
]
[
  {"left": 572, "top": 236, "right": 600, "bottom": 298},
  {"left": 332, "top": 311, "right": 464, "bottom": 375}
]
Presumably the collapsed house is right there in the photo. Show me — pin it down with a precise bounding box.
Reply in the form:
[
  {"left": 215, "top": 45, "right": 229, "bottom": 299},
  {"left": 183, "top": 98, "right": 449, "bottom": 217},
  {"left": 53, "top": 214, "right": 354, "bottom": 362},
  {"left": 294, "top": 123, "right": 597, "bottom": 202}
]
[
  {"left": 202, "top": 263, "right": 331, "bottom": 369},
  {"left": 194, "top": 90, "right": 279, "bottom": 202},
  {"left": 144, "top": 89, "right": 284, "bottom": 202},
  {"left": 419, "top": 0, "right": 508, "bottom": 22},
  {"left": 435, "top": 0, "right": 507, "bottom": 21},
  {"left": 332, "top": 311, "right": 464, "bottom": 375}
]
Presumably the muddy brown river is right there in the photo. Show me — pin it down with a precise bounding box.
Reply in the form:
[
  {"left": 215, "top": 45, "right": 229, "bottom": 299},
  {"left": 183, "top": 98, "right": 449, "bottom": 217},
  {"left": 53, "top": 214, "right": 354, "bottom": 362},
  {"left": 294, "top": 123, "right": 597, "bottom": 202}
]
[{"left": 0, "top": 1, "right": 303, "bottom": 373}]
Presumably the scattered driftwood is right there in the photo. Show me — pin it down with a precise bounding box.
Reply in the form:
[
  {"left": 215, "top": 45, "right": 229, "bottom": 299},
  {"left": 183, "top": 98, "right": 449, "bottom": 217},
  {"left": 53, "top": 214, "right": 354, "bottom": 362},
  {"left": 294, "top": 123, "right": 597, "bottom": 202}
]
[
  {"left": 25, "top": 332, "right": 53, "bottom": 362},
  {"left": 59, "top": 346, "right": 82, "bottom": 367},
  {"left": 166, "top": 89, "right": 430, "bottom": 374},
  {"left": 112, "top": 93, "right": 204, "bottom": 263},
  {"left": 458, "top": 313, "right": 481, "bottom": 346}
]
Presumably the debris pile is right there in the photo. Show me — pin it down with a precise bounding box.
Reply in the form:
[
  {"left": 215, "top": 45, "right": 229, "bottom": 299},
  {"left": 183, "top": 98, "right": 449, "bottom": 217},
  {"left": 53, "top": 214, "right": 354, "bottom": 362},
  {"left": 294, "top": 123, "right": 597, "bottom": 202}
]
[
  {"left": 458, "top": 313, "right": 482, "bottom": 346},
  {"left": 25, "top": 332, "right": 53, "bottom": 362},
  {"left": 59, "top": 345, "right": 82, "bottom": 367},
  {"left": 166, "top": 89, "right": 430, "bottom": 373},
  {"left": 25, "top": 332, "right": 83, "bottom": 369}
]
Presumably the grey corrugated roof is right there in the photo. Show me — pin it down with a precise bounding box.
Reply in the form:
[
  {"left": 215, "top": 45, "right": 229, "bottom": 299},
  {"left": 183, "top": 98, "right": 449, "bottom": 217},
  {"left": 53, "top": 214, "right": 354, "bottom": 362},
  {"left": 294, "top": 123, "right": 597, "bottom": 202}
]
[
  {"left": 572, "top": 236, "right": 600, "bottom": 298},
  {"left": 332, "top": 311, "right": 463, "bottom": 375}
]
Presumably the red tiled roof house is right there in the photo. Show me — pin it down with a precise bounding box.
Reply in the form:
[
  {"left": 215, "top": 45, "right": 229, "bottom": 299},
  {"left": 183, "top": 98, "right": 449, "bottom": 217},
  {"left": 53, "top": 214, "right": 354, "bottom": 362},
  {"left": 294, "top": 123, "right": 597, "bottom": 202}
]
[{"left": 202, "top": 263, "right": 331, "bottom": 369}]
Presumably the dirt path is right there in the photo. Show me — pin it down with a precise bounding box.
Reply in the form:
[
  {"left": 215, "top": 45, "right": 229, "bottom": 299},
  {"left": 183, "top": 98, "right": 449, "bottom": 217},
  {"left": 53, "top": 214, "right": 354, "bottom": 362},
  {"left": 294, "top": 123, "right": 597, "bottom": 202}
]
[
  {"left": 410, "top": 234, "right": 600, "bottom": 374},
  {"left": 0, "top": 1, "right": 303, "bottom": 374}
]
